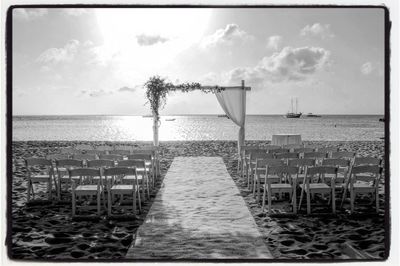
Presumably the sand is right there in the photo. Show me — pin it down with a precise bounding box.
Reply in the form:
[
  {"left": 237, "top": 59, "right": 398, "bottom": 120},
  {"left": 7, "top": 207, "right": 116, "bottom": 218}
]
[{"left": 9, "top": 140, "right": 386, "bottom": 260}]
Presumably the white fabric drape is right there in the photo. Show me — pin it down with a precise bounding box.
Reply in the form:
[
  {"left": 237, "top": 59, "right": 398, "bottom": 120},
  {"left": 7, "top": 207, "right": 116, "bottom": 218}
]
[{"left": 215, "top": 87, "right": 246, "bottom": 156}]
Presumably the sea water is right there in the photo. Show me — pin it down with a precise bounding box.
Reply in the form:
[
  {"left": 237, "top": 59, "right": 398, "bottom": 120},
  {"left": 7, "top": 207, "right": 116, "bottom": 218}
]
[{"left": 12, "top": 115, "right": 384, "bottom": 141}]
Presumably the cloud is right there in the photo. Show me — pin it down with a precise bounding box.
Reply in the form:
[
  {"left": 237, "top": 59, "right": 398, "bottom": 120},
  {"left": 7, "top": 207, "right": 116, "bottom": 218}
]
[
  {"left": 14, "top": 8, "right": 48, "bottom": 20},
  {"left": 118, "top": 86, "right": 137, "bottom": 92},
  {"left": 266, "top": 35, "right": 283, "bottom": 50},
  {"left": 63, "top": 8, "right": 90, "bottom": 16},
  {"left": 200, "top": 24, "right": 253, "bottom": 48},
  {"left": 36, "top": 40, "right": 80, "bottom": 64},
  {"left": 300, "top": 23, "right": 335, "bottom": 39},
  {"left": 80, "top": 89, "right": 113, "bottom": 97},
  {"left": 205, "top": 46, "right": 331, "bottom": 86},
  {"left": 360, "top": 62, "right": 383, "bottom": 76},
  {"left": 136, "top": 34, "right": 169, "bottom": 46}
]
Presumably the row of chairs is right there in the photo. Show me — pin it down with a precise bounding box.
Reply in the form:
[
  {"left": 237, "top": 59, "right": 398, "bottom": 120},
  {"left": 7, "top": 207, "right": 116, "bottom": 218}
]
[
  {"left": 239, "top": 144, "right": 353, "bottom": 178},
  {"left": 258, "top": 163, "right": 382, "bottom": 215},
  {"left": 243, "top": 150, "right": 357, "bottom": 188},
  {"left": 59, "top": 145, "right": 161, "bottom": 176},
  {"left": 248, "top": 155, "right": 382, "bottom": 214},
  {"left": 24, "top": 157, "right": 155, "bottom": 217}
]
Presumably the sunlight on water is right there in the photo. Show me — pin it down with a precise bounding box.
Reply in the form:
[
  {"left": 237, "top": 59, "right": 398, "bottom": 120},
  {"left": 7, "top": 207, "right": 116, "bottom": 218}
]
[{"left": 12, "top": 115, "right": 384, "bottom": 141}]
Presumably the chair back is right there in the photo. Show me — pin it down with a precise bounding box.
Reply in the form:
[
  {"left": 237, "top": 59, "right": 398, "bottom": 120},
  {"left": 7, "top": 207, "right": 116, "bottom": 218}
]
[
  {"left": 109, "top": 150, "right": 131, "bottom": 156},
  {"left": 353, "top": 157, "right": 382, "bottom": 166},
  {"left": 270, "top": 148, "right": 290, "bottom": 154},
  {"left": 114, "top": 145, "right": 133, "bottom": 151},
  {"left": 249, "top": 151, "right": 273, "bottom": 161},
  {"left": 322, "top": 158, "right": 351, "bottom": 168},
  {"left": 294, "top": 147, "right": 315, "bottom": 153},
  {"left": 75, "top": 144, "right": 94, "bottom": 150},
  {"left": 73, "top": 154, "right": 97, "bottom": 161},
  {"left": 68, "top": 168, "right": 100, "bottom": 177},
  {"left": 255, "top": 158, "right": 284, "bottom": 175},
  {"left": 96, "top": 145, "right": 114, "bottom": 151},
  {"left": 85, "top": 149, "right": 106, "bottom": 155},
  {"left": 317, "top": 147, "right": 339, "bottom": 153},
  {"left": 263, "top": 145, "right": 281, "bottom": 151},
  {"left": 282, "top": 144, "right": 303, "bottom": 152},
  {"left": 131, "top": 149, "right": 154, "bottom": 156},
  {"left": 56, "top": 159, "right": 83, "bottom": 168},
  {"left": 117, "top": 159, "right": 145, "bottom": 168},
  {"left": 46, "top": 153, "right": 70, "bottom": 160},
  {"left": 267, "top": 165, "right": 299, "bottom": 176},
  {"left": 306, "top": 166, "right": 338, "bottom": 176},
  {"left": 68, "top": 168, "right": 101, "bottom": 184},
  {"left": 350, "top": 165, "right": 382, "bottom": 183},
  {"left": 303, "top": 152, "right": 327, "bottom": 159},
  {"left": 25, "top": 158, "right": 53, "bottom": 167},
  {"left": 99, "top": 154, "right": 124, "bottom": 161},
  {"left": 60, "top": 148, "right": 82, "bottom": 155},
  {"left": 288, "top": 158, "right": 316, "bottom": 167},
  {"left": 87, "top": 159, "right": 115, "bottom": 168},
  {"left": 127, "top": 154, "right": 152, "bottom": 161},
  {"left": 330, "top": 151, "right": 356, "bottom": 159},
  {"left": 103, "top": 167, "right": 136, "bottom": 177},
  {"left": 275, "top": 152, "right": 299, "bottom": 159}
]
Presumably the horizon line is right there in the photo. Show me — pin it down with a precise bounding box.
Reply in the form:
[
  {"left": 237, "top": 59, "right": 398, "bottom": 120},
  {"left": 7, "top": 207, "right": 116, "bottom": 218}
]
[{"left": 12, "top": 113, "right": 385, "bottom": 116}]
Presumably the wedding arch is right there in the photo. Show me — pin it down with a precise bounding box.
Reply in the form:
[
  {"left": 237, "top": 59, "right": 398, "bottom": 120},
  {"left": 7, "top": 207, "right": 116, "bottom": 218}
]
[{"left": 144, "top": 76, "right": 251, "bottom": 156}]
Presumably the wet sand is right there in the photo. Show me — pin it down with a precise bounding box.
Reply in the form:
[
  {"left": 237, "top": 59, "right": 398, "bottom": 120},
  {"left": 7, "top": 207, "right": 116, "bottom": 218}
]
[{"left": 10, "top": 140, "right": 386, "bottom": 260}]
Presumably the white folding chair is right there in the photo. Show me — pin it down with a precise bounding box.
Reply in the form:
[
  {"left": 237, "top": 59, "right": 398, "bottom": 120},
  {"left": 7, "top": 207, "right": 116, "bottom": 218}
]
[
  {"left": 262, "top": 165, "right": 299, "bottom": 214},
  {"left": 298, "top": 166, "right": 338, "bottom": 214},
  {"left": 25, "top": 158, "right": 56, "bottom": 201}
]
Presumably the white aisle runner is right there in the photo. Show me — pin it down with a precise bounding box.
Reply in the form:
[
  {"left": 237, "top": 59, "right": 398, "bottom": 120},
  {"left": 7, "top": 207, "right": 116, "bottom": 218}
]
[{"left": 126, "top": 157, "right": 272, "bottom": 259}]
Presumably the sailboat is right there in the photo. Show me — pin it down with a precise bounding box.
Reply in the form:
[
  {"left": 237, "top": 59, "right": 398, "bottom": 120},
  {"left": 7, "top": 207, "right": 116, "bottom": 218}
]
[{"left": 285, "top": 98, "right": 302, "bottom": 118}]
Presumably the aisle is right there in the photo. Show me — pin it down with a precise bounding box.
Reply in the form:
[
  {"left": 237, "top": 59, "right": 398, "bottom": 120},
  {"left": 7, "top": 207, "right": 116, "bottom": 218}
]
[{"left": 126, "top": 157, "right": 272, "bottom": 259}]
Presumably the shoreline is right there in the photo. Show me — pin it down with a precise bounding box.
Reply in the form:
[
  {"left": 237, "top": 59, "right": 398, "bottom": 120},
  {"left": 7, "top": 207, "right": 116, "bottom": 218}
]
[{"left": 10, "top": 140, "right": 386, "bottom": 260}]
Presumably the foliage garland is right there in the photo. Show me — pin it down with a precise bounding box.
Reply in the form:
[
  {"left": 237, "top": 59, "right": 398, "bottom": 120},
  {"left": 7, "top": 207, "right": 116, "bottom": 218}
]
[{"left": 144, "top": 75, "right": 225, "bottom": 121}]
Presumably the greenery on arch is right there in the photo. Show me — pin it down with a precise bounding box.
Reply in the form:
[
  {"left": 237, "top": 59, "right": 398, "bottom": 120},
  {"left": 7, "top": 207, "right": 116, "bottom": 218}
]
[{"left": 144, "top": 75, "right": 225, "bottom": 121}]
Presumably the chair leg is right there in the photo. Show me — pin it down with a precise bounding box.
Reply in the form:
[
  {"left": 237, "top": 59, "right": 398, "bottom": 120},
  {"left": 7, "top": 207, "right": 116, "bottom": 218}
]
[
  {"left": 375, "top": 190, "right": 379, "bottom": 213},
  {"left": 292, "top": 187, "right": 297, "bottom": 214},
  {"left": 107, "top": 183, "right": 112, "bottom": 216},
  {"left": 306, "top": 190, "right": 311, "bottom": 215},
  {"left": 298, "top": 188, "right": 304, "bottom": 211},
  {"left": 72, "top": 183, "right": 76, "bottom": 217},
  {"left": 262, "top": 186, "right": 266, "bottom": 212},
  {"left": 137, "top": 187, "right": 142, "bottom": 214},
  {"left": 132, "top": 189, "right": 137, "bottom": 216},
  {"left": 332, "top": 189, "right": 336, "bottom": 214},
  {"left": 350, "top": 189, "right": 355, "bottom": 214},
  {"left": 27, "top": 180, "right": 31, "bottom": 202},
  {"left": 97, "top": 190, "right": 101, "bottom": 216},
  {"left": 267, "top": 189, "right": 272, "bottom": 214},
  {"left": 48, "top": 179, "right": 52, "bottom": 200}
]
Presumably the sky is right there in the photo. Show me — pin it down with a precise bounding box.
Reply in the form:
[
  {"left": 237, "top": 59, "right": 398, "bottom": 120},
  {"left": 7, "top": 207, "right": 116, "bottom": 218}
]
[{"left": 12, "top": 7, "right": 385, "bottom": 115}]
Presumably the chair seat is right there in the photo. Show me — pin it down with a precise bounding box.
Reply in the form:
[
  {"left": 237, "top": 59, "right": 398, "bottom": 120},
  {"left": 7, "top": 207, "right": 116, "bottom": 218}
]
[
  {"left": 75, "top": 185, "right": 102, "bottom": 193},
  {"left": 136, "top": 167, "right": 151, "bottom": 173},
  {"left": 59, "top": 175, "right": 80, "bottom": 180},
  {"left": 30, "top": 175, "right": 51, "bottom": 182},
  {"left": 265, "top": 183, "right": 293, "bottom": 191},
  {"left": 353, "top": 184, "right": 376, "bottom": 192},
  {"left": 299, "top": 183, "right": 331, "bottom": 191},
  {"left": 122, "top": 175, "right": 144, "bottom": 180},
  {"left": 110, "top": 184, "right": 135, "bottom": 193}
]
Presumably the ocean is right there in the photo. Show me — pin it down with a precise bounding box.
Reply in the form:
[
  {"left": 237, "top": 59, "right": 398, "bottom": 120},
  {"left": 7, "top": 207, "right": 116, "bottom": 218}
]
[{"left": 12, "top": 115, "right": 384, "bottom": 142}]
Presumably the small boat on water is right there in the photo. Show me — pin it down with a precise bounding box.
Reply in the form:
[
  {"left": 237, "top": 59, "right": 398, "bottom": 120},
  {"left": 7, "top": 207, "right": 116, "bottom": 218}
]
[
  {"left": 306, "top": 113, "right": 322, "bottom": 118},
  {"left": 285, "top": 98, "right": 302, "bottom": 118},
  {"left": 379, "top": 117, "right": 385, "bottom": 122},
  {"left": 165, "top": 118, "right": 176, "bottom": 121},
  {"left": 142, "top": 114, "right": 153, "bottom": 118},
  {"left": 218, "top": 114, "right": 230, "bottom": 119}
]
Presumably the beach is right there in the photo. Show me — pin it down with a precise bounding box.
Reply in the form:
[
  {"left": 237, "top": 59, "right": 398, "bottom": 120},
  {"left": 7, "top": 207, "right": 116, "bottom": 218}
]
[{"left": 10, "top": 140, "right": 386, "bottom": 260}]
